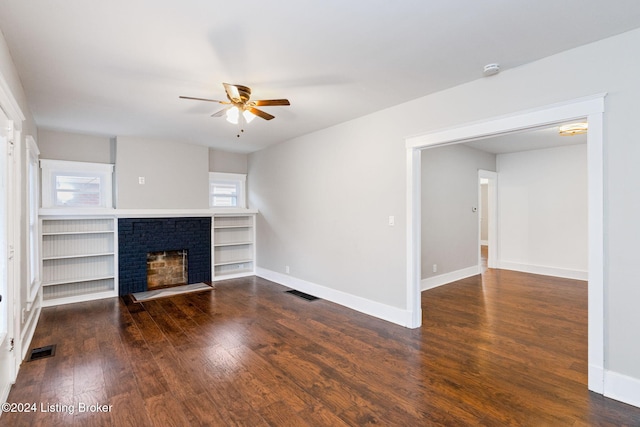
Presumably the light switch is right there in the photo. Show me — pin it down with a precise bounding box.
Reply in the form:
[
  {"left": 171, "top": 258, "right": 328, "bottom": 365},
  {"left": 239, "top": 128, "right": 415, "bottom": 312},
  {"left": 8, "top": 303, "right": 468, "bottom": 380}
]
[
  {"left": 388, "top": 215, "right": 395, "bottom": 226},
  {"left": 138, "top": 176, "right": 145, "bottom": 185}
]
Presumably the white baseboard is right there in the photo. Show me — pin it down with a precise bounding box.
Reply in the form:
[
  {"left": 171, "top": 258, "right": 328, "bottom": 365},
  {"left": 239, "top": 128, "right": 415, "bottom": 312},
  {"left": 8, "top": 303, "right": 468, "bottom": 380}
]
[
  {"left": 421, "top": 265, "right": 480, "bottom": 291},
  {"left": 497, "top": 260, "right": 588, "bottom": 281},
  {"left": 0, "top": 382, "right": 10, "bottom": 409},
  {"left": 255, "top": 267, "right": 413, "bottom": 327},
  {"left": 604, "top": 369, "right": 640, "bottom": 409},
  {"left": 20, "top": 304, "right": 41, "bottom": 362},
  {"left": 589, "top": 364, "right": 605, "bottom": 394}
]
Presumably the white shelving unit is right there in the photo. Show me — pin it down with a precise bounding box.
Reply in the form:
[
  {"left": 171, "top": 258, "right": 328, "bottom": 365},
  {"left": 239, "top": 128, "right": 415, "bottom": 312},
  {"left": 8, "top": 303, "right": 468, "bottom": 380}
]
[
  {"left": 212, "top": 214, "right": 256, "bottom": 280},
  {"left": 40, "top": 216, "right": 118, "bottom": 306}
]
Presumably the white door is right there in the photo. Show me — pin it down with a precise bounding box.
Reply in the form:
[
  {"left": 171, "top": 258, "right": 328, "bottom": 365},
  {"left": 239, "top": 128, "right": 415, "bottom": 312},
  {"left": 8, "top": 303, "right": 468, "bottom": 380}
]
[{"left": 0, "top": 109, "right": 16, "bottom": 403}]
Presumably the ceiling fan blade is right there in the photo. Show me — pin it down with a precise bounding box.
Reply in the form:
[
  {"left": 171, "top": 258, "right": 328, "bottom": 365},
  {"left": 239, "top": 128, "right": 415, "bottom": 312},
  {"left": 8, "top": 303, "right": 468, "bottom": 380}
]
[
  {"left": 248, "top": 107, "right": 275, "bottom": 120},
  {"left": 211, "top": 107, "right": 229, "bottom": 117},
  {"left": 179, "top": 96, "right": 226, "bottom": 104},
  {"left": 253, "top": 99, "right": 290, "bottom": 107},
  {"left": 223, "top": 83, "right": 241, "bottom": 103}
]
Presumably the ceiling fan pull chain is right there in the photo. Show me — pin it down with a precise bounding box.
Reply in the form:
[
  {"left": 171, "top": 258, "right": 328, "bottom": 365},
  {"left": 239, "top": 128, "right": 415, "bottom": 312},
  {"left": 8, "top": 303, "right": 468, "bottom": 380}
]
[{"left": 237, "top": 114, "right": 244, "bottom": 137}]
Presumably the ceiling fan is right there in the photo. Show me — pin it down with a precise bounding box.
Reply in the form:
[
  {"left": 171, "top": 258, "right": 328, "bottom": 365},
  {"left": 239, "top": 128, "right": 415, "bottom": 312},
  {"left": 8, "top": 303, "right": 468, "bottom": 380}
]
[{"left": 180, "top": 83, "right": 290, "bottom": 125}]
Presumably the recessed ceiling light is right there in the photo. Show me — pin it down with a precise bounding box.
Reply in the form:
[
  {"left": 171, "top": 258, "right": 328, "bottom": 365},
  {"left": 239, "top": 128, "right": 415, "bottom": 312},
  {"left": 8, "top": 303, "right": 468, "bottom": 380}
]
[
  {"left": 483, "top": 63, "right": 500, "bottom": 77},
  {"left": 558, "top": 122, "right": 588, "bottom": 136}
]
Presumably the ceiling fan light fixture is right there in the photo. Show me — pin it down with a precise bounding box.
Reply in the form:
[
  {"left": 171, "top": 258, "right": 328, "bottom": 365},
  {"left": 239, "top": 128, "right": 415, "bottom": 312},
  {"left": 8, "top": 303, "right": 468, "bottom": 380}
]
[
  {"left": 558, "top": 122, "right": 588, "bottom": 136},
  {"left": 243, "top": 110, "right": 255, "bottom": 123},
  {"left": 226, "top": 106, "right": 240, "bottom": 124},
  {"left": 181, "top": 83, "right": 288, "bottom": 126}
]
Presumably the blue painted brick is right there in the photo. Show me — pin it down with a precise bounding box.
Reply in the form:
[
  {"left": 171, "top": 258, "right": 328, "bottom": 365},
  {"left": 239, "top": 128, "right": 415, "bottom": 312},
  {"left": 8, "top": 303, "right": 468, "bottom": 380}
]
[{"left": 118, "top": 217, "right": 211, "bottom": 294}]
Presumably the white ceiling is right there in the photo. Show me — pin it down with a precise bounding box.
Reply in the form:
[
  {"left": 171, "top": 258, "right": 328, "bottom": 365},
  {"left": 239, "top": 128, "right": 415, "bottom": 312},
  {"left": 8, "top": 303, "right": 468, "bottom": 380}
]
[
  {"left": 1, "top": 1, "right": 639, "bottom": 153},
  {"left": 464, "top": 123, "right": 587, "bottom": 154}
]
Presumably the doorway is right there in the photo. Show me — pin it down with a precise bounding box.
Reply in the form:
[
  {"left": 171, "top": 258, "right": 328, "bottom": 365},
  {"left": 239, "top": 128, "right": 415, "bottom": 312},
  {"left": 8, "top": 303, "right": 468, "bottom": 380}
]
[
  {"left": 405, "top": 94, "right": 605, "bottom": 394},
  {"left": 0, "top": 107, "right": 16, "bottom": 403},
  {"left": 478, "top": 170, "right": 497, "bottom": 270}
]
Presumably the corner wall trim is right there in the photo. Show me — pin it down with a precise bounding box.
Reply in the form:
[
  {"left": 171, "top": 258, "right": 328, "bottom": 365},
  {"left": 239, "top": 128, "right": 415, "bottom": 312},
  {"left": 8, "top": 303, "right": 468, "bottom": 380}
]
[
  {"left": 256, "top": 267, "right": 412, "bottom": 327},
  {"left": 589, "top": 364, "right": 605, "bottom": 394},
  {"left": 604, "top": 370, "right": 640, "bottom": 409},
  {"left": 421, "top": 265, "right": 480, "bottom": 291}
]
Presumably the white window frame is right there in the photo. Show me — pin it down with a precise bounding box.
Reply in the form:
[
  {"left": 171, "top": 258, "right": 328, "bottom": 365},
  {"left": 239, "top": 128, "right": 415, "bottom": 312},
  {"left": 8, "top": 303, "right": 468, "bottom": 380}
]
[
  {"left": 26, "top": 136, "right": 40, "bottom": 308},
  {"left": 209, "top": 172, "right": 246, "bottom": 208},
  {"left": 40, "top": 159, "right": 114, "bottom": 209}
]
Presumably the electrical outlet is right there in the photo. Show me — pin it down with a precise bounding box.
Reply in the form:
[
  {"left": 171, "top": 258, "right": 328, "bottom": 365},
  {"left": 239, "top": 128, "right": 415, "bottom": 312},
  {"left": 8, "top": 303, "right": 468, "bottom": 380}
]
[
  {"left": 432, "top": 264, "right": 438, "bottom": 273},
  {"left": 388, "top": 215, "right": 395, "bottom": 226},
  {"left": 21, "top": 308, "right": 26, "bottom": 323},
  {"left": 285, "top": 265, "right": 290, "bottom": 274},
  {"left": 138, "top": 176, "right": 145, "bottom": 185}
]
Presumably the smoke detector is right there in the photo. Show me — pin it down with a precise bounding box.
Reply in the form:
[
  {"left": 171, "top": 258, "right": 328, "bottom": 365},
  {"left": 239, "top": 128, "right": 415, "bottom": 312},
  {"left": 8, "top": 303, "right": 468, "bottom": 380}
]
[{"left": 483, "top": 63, "right": 500, "bottom": 77}]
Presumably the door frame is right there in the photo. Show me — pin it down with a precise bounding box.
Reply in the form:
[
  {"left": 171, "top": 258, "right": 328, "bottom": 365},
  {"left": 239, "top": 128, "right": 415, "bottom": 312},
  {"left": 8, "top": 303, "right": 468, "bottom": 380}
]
[
  {"left": 0, "top": 108, "right": 16, "bottom": 403},
  {"left": 0, "top": 72, "right": 26, "bottom": 402},
  {"left": 478, "top": 169, "right": 497, "bottom": 269},
  {"left": 405, "top": 93, "right": 605, "bottom": 394}
]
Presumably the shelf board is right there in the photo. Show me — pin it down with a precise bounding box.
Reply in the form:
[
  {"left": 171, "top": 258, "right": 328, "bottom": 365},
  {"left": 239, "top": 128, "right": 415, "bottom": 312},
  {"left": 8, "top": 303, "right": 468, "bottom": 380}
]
[
  {"left": 213, "top": 241, "right": 253, "bottom": 247},
  {"left": 213, "top": 270, "right": 254, "bottom": 280},
  {"left": 43, "top": 252, "right": 115, "bottom": 260},
  {"left": 42, "top": 230, "right": 114, "bottom": 236},
  {"left": 213, "top": 225, "right": 253, "bottom": 229},
  {"left": 43, "top": 275, "right": 115, "bottom": 287},
  {"left": 42, "top": 289, "right": 118, "bottom": 307},
  {"left": 213, "top": 259, "right": 253, "bottom": 267}
]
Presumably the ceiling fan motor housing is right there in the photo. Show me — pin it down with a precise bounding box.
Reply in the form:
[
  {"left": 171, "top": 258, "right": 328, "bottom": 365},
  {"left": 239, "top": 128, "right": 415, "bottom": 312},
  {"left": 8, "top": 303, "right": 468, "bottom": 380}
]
[{"left": 230, "top": 84, "right": 252, "bottom": 103}]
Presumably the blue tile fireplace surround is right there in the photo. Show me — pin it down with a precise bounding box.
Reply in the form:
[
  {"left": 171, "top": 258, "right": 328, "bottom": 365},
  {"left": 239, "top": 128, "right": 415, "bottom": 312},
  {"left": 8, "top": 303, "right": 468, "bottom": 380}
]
[{"left": 118, "top": 217, "right": 211, "bottom": 295}]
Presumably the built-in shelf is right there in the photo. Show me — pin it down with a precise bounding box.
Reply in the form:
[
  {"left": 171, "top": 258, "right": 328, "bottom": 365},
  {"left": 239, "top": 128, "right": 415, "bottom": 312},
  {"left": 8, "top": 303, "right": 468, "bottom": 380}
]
[
  {"left": 42, "top": 230, "right": 114, "bottom": 236},
  {"left": 43, "top": 252, "right": 115, "bottom": 260},
  {"left": 43, "top": 275, "right": 116, "bottom": 287},
  {"left": 41, "top": 217, "right": 118, "bottom": 306},
  {"left": 212, "top": 214, "right": 256, "bottom": 281},
  {"left": 213, "top": 241, "right": 252, "bottom": 247},
  {"left": 214, "top": 258, "right": 254, "bottom": 267}
]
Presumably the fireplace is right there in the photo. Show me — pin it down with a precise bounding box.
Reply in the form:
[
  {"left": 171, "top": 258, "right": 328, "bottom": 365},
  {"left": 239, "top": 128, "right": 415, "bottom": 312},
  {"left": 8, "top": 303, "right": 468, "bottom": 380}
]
[
  {"left": 118, "top": 217, "right": 211, "bottom": 295},
  {"left": 146, "top": 249, "right": 188, "bottom": 290}
]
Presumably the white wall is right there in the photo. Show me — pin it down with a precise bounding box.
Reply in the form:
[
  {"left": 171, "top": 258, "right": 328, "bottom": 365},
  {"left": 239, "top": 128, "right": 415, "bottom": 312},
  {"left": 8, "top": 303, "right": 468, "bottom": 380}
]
[
  {"left": 249, "top": 121, "right": 407, "bottom": 311},
  {"left": 421, "top": 144, "right": 495, "bottom": 285},
  {"left": 38, "top": 129, "right": 113, "bottom": 163},
  {"left": 209, "top": 148, "right": 248, "bottom": 173},
  {"left": 249, "top": 28, "right": 640, "bottom": 392},
  {"left": 497, "top": 144, "right": 587, "bottom": 279},
  {"left": 115, "top": 136, "right": 209, "bottom": 209}
]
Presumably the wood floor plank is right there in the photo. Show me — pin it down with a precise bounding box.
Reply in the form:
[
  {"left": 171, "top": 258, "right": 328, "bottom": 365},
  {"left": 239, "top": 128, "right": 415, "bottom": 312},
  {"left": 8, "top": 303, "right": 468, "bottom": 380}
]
[
  {"left": 4, "top": 271, "right": 640, "bottom": 426},
  {"left": 108, "top": 392, "right": 153, "bottom": 427}
]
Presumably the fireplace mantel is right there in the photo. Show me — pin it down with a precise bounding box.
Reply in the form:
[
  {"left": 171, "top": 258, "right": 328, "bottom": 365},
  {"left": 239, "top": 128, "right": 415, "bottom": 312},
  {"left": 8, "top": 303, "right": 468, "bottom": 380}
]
[{"left": 40, "top": 207, "right": 258, "bottom": 218}]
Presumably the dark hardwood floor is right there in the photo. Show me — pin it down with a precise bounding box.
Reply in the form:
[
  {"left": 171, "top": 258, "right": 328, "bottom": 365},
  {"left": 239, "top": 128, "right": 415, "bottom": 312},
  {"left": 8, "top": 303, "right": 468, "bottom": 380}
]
[{"left": 3, "top": 269, "right": 640, "bottom": 426}]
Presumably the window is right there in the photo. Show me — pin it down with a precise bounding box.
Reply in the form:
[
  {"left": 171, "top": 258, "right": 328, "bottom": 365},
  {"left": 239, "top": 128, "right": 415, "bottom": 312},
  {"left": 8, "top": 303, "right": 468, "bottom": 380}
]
[
  {"left": 209, "top": 172, "right": 246, "bottom": 208},
  {"left": 40, "top": 159, "right": 114, "bottom": 208}
]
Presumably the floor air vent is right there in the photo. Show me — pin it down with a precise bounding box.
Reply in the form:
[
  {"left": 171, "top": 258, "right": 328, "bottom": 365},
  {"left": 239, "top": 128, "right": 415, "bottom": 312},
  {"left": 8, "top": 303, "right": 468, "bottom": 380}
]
[
  {"left": 28, "top": 344, "right": 56, "bottom": 361},
  {"left": 285, "top": 289, "right": 320, "bottom": 301}
]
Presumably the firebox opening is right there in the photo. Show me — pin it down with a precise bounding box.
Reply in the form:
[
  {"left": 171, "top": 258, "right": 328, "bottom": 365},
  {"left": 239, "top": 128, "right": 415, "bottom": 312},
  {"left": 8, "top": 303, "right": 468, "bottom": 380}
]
[{"left": 146, "top": 249, "right": 188, "bottom": 291}]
